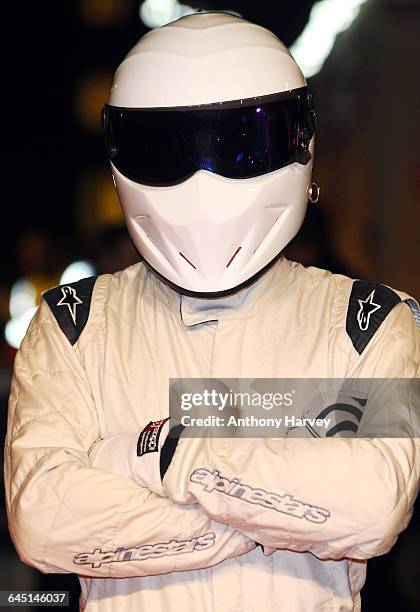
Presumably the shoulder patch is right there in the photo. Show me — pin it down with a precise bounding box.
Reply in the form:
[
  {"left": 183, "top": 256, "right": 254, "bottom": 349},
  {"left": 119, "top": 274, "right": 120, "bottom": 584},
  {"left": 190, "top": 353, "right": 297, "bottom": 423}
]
[
  {"left": 346, "top": 280, "right": 401, "bottom": 355},
  {"left": 43, "top": 276, "right": 97, "bottom": 345}
]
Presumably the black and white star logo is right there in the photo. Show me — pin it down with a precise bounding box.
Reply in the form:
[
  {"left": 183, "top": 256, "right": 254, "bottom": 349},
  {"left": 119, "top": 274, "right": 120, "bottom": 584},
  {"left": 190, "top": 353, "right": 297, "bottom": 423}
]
[
  {"left": 357, "top": 290, "right": 381, "bottom": 331},
  {"left": 56, "top": 286, "right": 83, "bottom": 325}
]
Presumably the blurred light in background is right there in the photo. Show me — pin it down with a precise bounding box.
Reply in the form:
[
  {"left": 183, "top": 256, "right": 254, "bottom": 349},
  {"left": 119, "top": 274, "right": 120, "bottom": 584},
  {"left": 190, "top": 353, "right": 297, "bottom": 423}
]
[
  {"left": 78, "top": 0, "right": 130, "bottom": 27},
  {"left": 75, "top": 73, "right": 113, "bottom": 132},
  {"left": 9, "top": 279, "right": 37, "bottom": 320},
  {"left": 76, "top": 170, "right": 124, "bottom": 235},
  {"left": 60, "top": 260, "right": 96, "bottom": 284},
  {"left": 139, "top": 0, "right": 197, "bottom": 29},
  {"left": 6, "top": 279, "right": 38, "bottom": 349},
  {"left": 5, "top": 307, "right": 38, "bottom": 350},
  {"left": 290, "top": 0, "right": 368, "bottom": 78}
]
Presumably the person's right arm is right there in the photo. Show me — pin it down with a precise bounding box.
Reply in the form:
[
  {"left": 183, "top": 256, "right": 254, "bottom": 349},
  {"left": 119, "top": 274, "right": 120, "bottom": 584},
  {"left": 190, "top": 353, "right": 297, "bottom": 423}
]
[{"left": 4, "top": 300, "right": 255, "bottom": 578}]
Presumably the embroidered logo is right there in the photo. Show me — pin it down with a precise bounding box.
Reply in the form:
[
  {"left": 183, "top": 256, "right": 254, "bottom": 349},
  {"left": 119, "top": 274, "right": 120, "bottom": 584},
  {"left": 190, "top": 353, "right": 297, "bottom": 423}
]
[
  {"left": 190, "top": 468, "right": 330, "bottom": 524},
  {"left": 73, "top": 533, "right": 216, "bottom": 568},
  {"left": 357, "top": 289, "right": 381, "bottom": 331},
  {"left": 137, "top": 418, "right": 169, "bottom": 457},
  {"left": 56, "top": 286, "right": 83, "bottom": 325}
]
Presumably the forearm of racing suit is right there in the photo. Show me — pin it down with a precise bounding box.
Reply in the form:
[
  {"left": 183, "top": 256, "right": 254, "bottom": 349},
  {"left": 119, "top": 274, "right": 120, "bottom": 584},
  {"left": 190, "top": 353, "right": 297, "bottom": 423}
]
[
  {"left": 4, "top": 301, "right": 255, "bottom": 578},
  {"left": 159, "top": 304, "right": 420, "bottom": 561}
]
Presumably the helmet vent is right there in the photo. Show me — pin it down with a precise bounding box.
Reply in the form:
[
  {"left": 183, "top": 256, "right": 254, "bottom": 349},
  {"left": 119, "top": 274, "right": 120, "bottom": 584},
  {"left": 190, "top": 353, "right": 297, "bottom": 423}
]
[
  {"left": 179, "top": 252, "right": 197, "bottom": 270},
  {"left": 226, "top": 246, "right": 242, "bottom": 268},
  {"left": 134, "top": 218, "right": 172, "bottom": 265},
  {"left": 144, "top": 232, "right": 159, "bottom": 250},
  {"left": 252, "top": 217, "right": 280, "bottom": 255}
]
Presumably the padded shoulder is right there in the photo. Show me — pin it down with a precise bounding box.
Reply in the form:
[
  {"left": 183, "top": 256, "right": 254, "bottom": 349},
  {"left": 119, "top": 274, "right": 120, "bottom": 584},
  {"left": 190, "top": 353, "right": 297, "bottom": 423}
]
[
  {"left": 345, "top": 280, "right": 401, "bottom": 355},
  {"left": 42, "top": 276, "right": 98, "bottom": 345},
  {"left": 405, "top": 298, "right": 420, "bottom": 330}
]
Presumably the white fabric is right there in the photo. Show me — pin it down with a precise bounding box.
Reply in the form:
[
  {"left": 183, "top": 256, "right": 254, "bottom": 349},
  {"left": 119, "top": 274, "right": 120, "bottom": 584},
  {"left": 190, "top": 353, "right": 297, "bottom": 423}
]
[
  {"left": 88, "top": 420, "right": 170, "bottom": 497},
  {"left": 4, "top": 257, "right": 420, "bottom": 612}
]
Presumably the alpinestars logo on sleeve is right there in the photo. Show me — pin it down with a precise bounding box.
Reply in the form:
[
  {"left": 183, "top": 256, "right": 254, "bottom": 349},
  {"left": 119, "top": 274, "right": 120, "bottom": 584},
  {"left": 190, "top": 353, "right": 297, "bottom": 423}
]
[
  {"left": 56, "top": 286, "right": 83, "bottom": 325},
  {"left": 357, "top": 289, "right": 381, "bottom": 331},
  {"left": 73, "top": 533, "right": 216, "bottom": 568},
  {"left": 190, "top": 468, "right": 330, "bottom": 524}
]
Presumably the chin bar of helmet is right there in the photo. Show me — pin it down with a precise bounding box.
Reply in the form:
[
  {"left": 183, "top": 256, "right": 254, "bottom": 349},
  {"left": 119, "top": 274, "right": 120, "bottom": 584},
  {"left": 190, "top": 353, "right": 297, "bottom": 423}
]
[{"left": 138, "top": 250, "right": 285, "bottom": 300}]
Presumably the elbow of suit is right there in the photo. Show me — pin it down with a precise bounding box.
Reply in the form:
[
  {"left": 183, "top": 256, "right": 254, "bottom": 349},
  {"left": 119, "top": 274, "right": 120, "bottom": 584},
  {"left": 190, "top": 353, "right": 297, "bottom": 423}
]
[
  {"left": 7, "top": 491, "right": 58, "bottom": 574},
  {"left": 8, "top": 508, "right": 47, "bottom": 573},
  {"left": 352, "top": 488, "right": 413, "bottom": 559},
  {"left": 351, "top": 440, "right": 419, "bottom": 558},
  {"left": 9, "top": 517, "right": 49, "bottom": 574},
  {"left": 14, "top": 541, "right": 49, "bottom": 574}
]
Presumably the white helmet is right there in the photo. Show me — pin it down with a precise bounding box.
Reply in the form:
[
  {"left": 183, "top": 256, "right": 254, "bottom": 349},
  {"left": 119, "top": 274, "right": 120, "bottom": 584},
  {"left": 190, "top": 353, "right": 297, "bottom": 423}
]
[{"left": 103, "top": 12, "right": 316, "bottom": 296}]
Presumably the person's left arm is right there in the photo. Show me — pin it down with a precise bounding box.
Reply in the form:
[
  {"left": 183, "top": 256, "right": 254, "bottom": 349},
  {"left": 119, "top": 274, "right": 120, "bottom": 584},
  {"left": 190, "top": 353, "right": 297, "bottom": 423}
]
[{"left": 136, "top": 303, "right": 420, "bottom": 561}]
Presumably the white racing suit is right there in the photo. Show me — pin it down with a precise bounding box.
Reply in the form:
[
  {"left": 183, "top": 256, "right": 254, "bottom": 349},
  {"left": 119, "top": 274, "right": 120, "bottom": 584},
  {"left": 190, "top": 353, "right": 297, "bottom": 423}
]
[{"left": 4, "top": 256, "right": 420, "bottom": 611}]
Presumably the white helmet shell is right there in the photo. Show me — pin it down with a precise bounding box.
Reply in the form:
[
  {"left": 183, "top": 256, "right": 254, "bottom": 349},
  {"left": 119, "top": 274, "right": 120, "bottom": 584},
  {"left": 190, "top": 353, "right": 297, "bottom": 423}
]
[
  {"left": 109, "top": 13, "right": 305, "bottom": 108},
  {"left": 106, "top": 13, "right": 315, "bottom": 296}
]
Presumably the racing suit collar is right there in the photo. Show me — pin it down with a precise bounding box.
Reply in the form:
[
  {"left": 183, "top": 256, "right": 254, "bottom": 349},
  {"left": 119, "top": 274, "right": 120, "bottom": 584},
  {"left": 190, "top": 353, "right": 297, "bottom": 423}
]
[{"left": 178, "top": 256, "right": 291, "bottom": 326}]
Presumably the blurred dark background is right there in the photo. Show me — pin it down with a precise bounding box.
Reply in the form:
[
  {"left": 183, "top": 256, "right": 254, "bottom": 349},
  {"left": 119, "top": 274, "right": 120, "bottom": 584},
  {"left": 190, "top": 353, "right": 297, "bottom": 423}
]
[{"left": 1, "top": 0, "right": 419, "bottom": 610}]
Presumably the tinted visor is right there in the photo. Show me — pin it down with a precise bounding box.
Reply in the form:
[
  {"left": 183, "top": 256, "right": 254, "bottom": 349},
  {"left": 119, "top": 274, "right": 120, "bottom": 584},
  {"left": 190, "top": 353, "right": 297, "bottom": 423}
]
[{"left": 103, "top": 87, "right": 315, "bottom": 187}]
